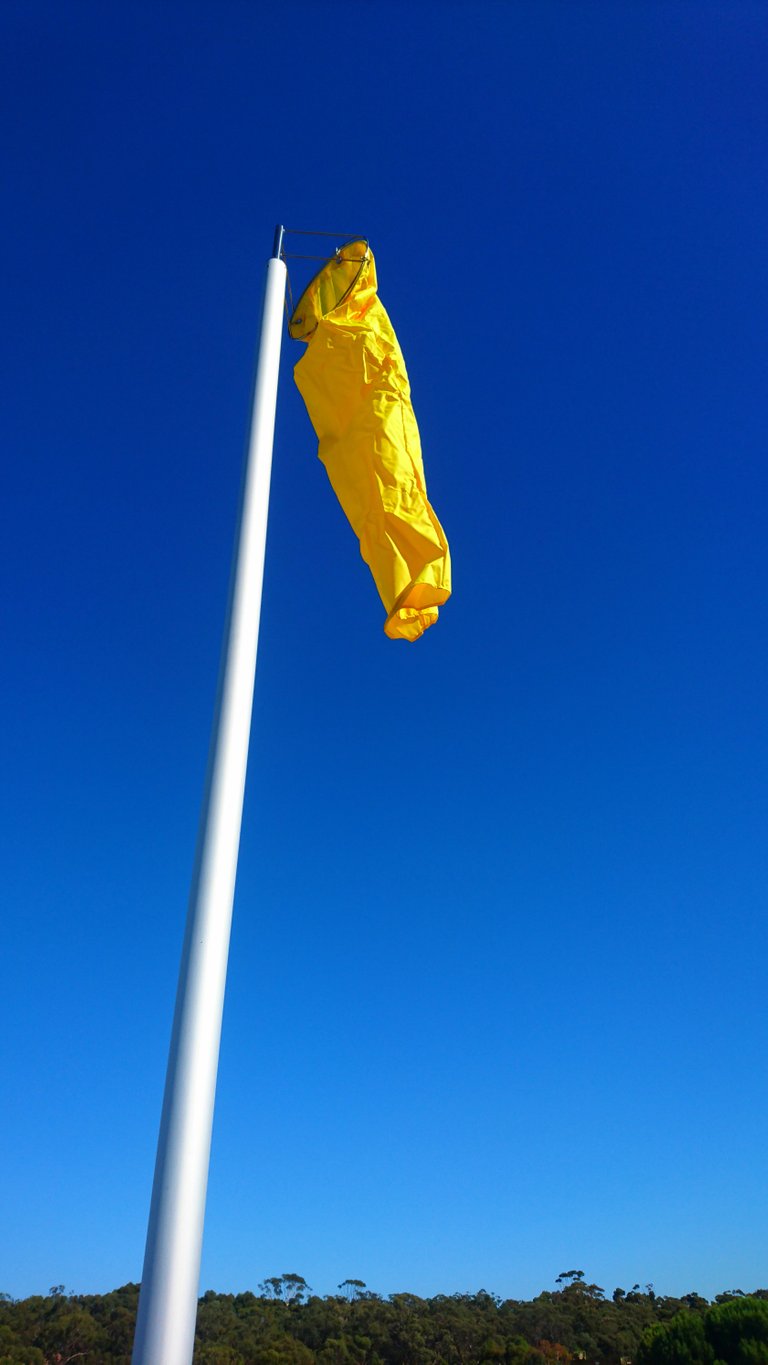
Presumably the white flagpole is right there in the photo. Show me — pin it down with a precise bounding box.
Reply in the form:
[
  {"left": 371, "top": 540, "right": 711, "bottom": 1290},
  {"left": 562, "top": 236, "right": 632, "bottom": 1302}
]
[{"left": 132, "top": 228, "right": 287, "bottom": 1365}]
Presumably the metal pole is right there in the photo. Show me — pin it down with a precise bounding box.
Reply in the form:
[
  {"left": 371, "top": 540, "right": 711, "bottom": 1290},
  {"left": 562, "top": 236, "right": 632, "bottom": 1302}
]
[{"left": 132, "top": 231, "right": 287, "bottom": 1365}]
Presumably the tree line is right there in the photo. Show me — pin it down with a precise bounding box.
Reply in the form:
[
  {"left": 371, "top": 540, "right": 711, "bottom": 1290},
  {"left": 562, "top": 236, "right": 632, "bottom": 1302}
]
[{"left": 1, "top": 1270, "right": 767, "bottom": 1365}]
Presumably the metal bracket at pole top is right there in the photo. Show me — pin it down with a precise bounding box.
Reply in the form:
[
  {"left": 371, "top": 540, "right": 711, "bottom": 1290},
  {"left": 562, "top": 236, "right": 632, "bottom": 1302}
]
[{"left": 273, "top": 226, "right": 368, "bottom": 263}]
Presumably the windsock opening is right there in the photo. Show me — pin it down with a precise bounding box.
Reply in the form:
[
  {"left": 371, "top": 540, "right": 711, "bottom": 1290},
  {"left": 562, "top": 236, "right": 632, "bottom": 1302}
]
[{"left": 288, "top": 240, "right": 370, "bottom": 341}]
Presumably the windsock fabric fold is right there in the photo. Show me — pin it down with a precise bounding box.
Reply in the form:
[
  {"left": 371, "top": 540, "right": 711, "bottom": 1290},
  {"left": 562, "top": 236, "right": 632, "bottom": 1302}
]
[{"left": 289, "top": 241, "right": 451, "bottom": 641}]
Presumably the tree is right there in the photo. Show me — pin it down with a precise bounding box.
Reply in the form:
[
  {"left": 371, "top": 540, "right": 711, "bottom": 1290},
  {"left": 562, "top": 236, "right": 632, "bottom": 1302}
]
[
  {"left": 194, "top": 1347, "right": 246, "bottom": 1364},
  {"left": 339, "top": 1283, "right": 367, "bottom": 1304},
  {"left": 706, "top": 1296, "right": 768, "bottom": 1364},
  {"left": 537, "top": 1341, "right": 573, "bottom": 1362},
  {"left": 637, "top": 1311, "right": 715, "bottom": 1365},
  {"left": 259, "top": 1275, "right": 312, "bottom": 1306}
]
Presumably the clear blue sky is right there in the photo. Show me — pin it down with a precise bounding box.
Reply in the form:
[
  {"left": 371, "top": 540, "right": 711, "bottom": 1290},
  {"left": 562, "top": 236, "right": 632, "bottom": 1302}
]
[{"left": 2, "top": 0, "right": 767, "bottom": 1306}]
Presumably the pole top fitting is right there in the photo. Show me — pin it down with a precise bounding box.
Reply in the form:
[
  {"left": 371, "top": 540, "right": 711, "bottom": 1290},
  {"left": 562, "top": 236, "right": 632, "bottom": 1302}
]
[{"left": 272, "top": 224, "right": 286, "bottom": 260}]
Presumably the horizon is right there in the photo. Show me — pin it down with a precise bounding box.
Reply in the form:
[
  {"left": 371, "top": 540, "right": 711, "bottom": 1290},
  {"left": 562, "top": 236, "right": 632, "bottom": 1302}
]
[
  {"left": 3, "top": 0, "right": 767, "bottom": 1309},
  {"left": 6, "top": 1275, "right": 768, "bottom": 1304}
]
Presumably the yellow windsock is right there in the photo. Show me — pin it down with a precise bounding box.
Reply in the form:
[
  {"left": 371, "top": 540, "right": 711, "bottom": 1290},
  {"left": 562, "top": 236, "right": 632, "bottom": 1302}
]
[{"left": 289, "top": 241, "right": 451, "bottom": 641}]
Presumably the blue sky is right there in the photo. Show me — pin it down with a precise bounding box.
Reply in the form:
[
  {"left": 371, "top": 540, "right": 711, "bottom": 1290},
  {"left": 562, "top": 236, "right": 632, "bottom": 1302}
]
[{"left": 2, "top": 0, "right": 767, "bottom": 1306}]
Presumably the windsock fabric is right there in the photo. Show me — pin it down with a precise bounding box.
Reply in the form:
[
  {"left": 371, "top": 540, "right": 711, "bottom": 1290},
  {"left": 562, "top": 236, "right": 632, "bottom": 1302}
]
[{"left": 289, "top": 241, "right": 451, "bottom": 641}]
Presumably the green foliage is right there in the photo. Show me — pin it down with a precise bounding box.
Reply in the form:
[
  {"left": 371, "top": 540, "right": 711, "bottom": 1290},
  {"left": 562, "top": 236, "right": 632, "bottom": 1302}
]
[
  {"left": 707, "top": 1297, "right": 768, "bottom": 1365},
  {"left": 259, "top": 1276, "right": 312, "bottom": 1306},
  {"left": 195, "top": 1350, "right": 246, "bottom": 1365},
  {"left": 637, "top": 1296, "right": 768, "bottom": 1365},
  {"left": 636, "top": 1311, "right": 715, "bottom": 1364},
  {"left": 2, "top": 1275, "right": 768, "bottom": 1365},
  {"left": 339, "top": 1283, "right": 368, "bottom": 1303}
]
